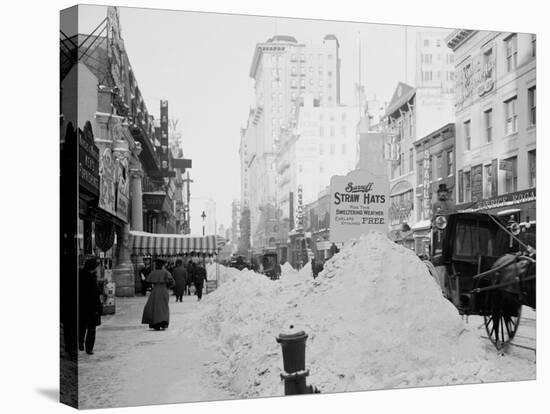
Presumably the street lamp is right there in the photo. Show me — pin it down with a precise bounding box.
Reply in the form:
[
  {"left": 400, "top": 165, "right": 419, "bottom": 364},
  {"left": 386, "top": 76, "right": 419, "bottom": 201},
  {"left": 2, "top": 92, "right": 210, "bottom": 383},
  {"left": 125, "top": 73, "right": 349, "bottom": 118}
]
[{"left": 201, "top": 210, "right": 206, "bottom": 236}]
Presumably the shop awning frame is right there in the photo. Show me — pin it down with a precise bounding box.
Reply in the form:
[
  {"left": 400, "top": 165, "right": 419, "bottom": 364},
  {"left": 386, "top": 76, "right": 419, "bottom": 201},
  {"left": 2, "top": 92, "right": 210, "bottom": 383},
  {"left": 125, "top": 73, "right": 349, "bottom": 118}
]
[{"left": 129, "top": 231, "right": 226, "bottom": 256}]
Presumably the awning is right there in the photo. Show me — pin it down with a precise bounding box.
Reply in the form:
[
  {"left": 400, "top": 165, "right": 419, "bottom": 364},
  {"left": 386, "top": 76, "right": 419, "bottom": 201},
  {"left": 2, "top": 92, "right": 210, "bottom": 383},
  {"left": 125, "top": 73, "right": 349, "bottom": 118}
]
[{"left": 129, "top": 231, "right": 226, "bottom": 256}]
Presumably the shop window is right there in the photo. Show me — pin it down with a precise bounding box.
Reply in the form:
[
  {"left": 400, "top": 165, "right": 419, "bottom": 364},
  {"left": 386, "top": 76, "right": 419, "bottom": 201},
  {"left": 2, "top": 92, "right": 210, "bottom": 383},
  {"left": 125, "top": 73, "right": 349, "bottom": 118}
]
[
  {"left": 483, "top": 164, "right": 492, "bottom": 198},
  {"left": 464, "top": 171, "right": 471, "bottom": 202},
  {"left": 464, "top": 120, "right": 471, "bottom": 150},
  {"left": 505, "top": 34, "right": 518, "bottom": 72},
  {"left": 504, "top": 156, "right": 518, "bottom": 193},
  {"left": 528, "top": 150, "right": 536, "bottom": 188},
  {"left": 447, "top": 150, "right": 454, "bottom": 176},
  {"left": 504, "top": 96, "right": 518, "bottom": 135},
  {"left": 484, "top": 109, "right": 493, "bottom": 142},
  {"left": 528, "top": 86, "right": 536, "bottom": 126}
]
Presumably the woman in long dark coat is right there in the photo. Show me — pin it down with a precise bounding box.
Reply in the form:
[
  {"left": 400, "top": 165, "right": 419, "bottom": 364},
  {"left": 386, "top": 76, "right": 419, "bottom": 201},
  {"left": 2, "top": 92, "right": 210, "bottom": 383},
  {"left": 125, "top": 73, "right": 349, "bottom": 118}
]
[
  {"left": 142, "top": 259, "right": 175, "bottom": 330},
  {"left": 79, "top": 258, "right": 103, "bottom": 355}
]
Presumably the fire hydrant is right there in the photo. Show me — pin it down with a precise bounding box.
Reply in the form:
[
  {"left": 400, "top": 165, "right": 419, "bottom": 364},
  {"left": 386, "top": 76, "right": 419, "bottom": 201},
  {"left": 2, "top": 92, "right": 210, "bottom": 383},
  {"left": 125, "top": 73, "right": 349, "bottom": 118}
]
[{"left": 276, "top": 326, "right": 320, "bottom": 395}]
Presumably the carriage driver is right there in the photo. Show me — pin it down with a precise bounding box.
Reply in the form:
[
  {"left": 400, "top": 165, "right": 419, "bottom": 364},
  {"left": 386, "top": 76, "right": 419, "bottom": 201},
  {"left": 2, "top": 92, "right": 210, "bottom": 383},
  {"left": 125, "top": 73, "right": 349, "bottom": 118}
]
[{"left": 432, "top": 183, "right": 457, "bottom": 218}]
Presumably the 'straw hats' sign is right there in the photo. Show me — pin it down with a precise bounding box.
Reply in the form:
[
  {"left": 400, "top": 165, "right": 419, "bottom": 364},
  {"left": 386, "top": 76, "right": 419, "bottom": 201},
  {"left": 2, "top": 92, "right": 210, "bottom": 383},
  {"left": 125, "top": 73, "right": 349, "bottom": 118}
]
[{"left": 329, "top": 169, "right": 390, "bottom": 243}]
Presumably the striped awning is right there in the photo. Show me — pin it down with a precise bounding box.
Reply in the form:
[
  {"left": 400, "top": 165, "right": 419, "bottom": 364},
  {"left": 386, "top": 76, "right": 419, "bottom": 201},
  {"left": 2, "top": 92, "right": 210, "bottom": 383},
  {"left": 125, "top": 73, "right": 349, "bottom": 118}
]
[{"left": 129, "top": 231, "right": 226, "bottom": 256}]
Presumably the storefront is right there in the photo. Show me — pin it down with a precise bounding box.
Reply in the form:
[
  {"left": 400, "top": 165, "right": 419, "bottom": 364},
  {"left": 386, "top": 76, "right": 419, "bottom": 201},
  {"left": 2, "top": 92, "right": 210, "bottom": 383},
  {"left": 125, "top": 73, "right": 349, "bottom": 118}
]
[{"left": 456, "top": 187, "right": 536, "bottom": 247}]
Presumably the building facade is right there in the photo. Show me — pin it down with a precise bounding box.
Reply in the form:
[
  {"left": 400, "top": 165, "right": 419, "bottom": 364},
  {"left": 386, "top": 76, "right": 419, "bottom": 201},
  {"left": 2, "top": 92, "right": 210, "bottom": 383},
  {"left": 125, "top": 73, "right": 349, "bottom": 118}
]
[
  {"left": 241, "top": 35, "right": 342, "bottom": 253},
  {"left": 447, "top": 30, "right": 536, "bottom": 224},
  {"left": 381, "top": 81, "right": 455, "bottom": 248},
  {"left": 415, "top": 31, "right": 456, "bottom": 93},
  {"left": 412, "top": 123, "right": 456, "bottom": 254}
]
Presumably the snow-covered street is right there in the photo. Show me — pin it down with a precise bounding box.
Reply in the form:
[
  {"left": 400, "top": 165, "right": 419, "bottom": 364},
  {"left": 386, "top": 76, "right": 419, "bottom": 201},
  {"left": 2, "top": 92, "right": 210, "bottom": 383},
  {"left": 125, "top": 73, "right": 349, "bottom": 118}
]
[{"left": 78, "top": 233, "right": 535, "bottom": 409}]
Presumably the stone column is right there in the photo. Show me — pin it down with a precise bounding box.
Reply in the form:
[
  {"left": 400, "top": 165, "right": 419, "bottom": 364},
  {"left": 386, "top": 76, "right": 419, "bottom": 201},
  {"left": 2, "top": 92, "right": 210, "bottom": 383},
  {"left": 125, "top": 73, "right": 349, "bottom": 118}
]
[
  {"left": 129, "top": 167, "right": 144, "bottom": 231},
  {"left": 113, "top": 223, "right": 135, "bottom": 297}
]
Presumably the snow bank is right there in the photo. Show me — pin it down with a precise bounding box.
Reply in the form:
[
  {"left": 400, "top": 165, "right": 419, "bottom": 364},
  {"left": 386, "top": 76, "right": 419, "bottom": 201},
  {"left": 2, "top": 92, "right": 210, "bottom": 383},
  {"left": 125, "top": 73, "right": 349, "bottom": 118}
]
[{"left": 196, "top": 232, "right": 534, "bottom": 397}]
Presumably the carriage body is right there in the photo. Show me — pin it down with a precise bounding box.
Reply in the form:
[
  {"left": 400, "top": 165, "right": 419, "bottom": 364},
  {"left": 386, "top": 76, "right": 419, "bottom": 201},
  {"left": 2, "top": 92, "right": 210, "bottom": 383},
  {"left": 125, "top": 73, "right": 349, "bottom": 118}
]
[{"left": 427, "top": 212, "right": 536, "bottom": 349}]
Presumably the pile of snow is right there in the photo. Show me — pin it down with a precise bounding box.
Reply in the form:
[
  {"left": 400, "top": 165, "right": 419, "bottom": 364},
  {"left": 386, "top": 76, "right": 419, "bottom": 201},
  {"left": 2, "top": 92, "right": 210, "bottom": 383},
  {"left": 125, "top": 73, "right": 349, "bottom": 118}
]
[
  {"left": 280, "top": 262, "right": 297, "bottom": 277},
  {"left": 195, "top": 232, "right": 534, "bottom": 397}
]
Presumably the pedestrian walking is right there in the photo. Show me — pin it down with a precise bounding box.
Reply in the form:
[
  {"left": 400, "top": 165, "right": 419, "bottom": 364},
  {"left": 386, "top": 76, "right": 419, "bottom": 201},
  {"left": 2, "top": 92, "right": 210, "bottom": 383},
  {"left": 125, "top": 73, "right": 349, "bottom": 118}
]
[
  {"left": 185, "top": 260, "right": 194, "bottom": 295},
  {"left": 78, "top": 258, "right": 103, "bottom": 355},
  {"left": 193, "top": 262, "right": 207, "bottom": 301},
  {"left": 172, "top": 259, "right": 188, "bottom": 302},
  {"left": 141, "top": 259, "right": 175, "bottom": 330},
  {"left": 139, "top": 258, "right": 152, "bottom": 296}
]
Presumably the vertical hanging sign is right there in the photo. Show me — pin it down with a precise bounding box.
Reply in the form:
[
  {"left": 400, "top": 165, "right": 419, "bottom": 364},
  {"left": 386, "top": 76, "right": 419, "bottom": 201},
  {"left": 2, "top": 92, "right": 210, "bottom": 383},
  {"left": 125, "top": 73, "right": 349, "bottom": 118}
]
[
  {"left": 422, "top": 150, "right": 431, "bottom": 220},
  {"left": 160, "top": 100, "right": 169, "bottom": 173}
]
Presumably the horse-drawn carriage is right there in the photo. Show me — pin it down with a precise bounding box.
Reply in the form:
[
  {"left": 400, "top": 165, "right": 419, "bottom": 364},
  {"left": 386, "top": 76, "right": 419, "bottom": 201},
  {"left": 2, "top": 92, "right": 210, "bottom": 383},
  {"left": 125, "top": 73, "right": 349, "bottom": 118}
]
[{"left": 425, "top": 212, "right": 536, "bottom": 350}]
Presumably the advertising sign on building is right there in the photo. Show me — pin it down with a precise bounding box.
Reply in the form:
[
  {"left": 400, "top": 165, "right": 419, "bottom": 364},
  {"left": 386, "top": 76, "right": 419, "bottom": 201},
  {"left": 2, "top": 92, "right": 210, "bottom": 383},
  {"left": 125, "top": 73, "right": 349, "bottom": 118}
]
[
  {"left": 115, "top": 158, "right": 129, "bottom": 222},
  {"left": 422, "top": 150, "right": 431, "bottom": 220},
  {"left": 78, "top": 123, "right": 100, "bottom": 198},
  {"left": 295, "top": 185, "right": 304, "bottom": 231},
  {"left": 99, "top": 148, "right": 116, "bottom": 216},
  {"left": 160, "top": 100, "right": 170, "bottom": 173},
  {"left": 470, "top": 164, "right": 483, "bottom": 202},
  {"left": 329, "top": 169, "right": 390, "bottom": 243}
]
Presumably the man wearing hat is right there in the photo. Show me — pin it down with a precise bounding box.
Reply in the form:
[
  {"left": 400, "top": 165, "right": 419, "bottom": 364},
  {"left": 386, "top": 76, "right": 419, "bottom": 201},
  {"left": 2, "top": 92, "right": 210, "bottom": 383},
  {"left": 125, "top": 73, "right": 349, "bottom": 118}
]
[{"left": 431, "top": 183, "right": 456, "bottom": 218}]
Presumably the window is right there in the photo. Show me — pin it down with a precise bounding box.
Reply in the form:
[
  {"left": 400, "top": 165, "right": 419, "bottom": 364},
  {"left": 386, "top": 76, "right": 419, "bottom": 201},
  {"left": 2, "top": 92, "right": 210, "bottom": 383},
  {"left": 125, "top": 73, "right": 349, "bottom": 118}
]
[
  {"left": 423, "top": 54, "right": 433, "bottom": 64},
  {"left": 504, "top": 96, "right": 518, "bottom": 134},
  {"left": 504, "top": 156, "right": 518, "bottom": 193},
  {"left": 484, "top": 109, "right": 493, "bottom": 142},
  {"left": 330, "top": 113, "right": 335, "bottom": 122},
  {"left": 291, "top": 66, "right": 297, "bottom": 75},
  {"left": 318, "top": 67, "right": 323, "bottom": 75},
  {"left": 319, "top": 144, "right": 324, "bottom": 155},
  {"left": 400, "top": 152, "right": 405, "bottom": 176},
  {"left": 447, "top": 54, "right": 454, "bottom": 64},
  {"left": 483, "top": 47, "right": 494, "bottom": 78},
  {"left": 300, "top": 67, "right": 306, "bottom": 75},
  {"left": 308, "top": 66, "right": 313, "bottom": 74},
  {"left": 319, "top": 127, "right": 324, "bottom": 136},
  {"left": 424, "top": 39, "right": 429, "bottom": 47},
  {"left": 341, "top": 144, "right": 347, "bottom": 155},
  {"left": 437, "top": 153, "right": 443, "bottom": 179},
  {"left": 505, "top": 34, "right": 518, "bottom": 72},
  {"left": 328, "top": 54, "right": 334, "bottom": 60},
  {"left": 528, "top": 86, "right": 536, "bottom": 125},
  {"left": 417, "top": 162, "right": 423, "bottom": 186},
  {"left": 464, "top": 171, "right": 471, "bottom": 202},
  {"left": 319, "top": 79, "right": 324, "bottom": 87},
  {"left": 320, "top": 162, "right": 325, "bottom": 173},
  {"left": 531, "top": 34, "right": 536, "bottom": 57},
  {"left": 436, "top": 40, "right": 441, "bottom": 47},
  {"left": 330, "top": 126, "right": 335, "bottom": 136},
  {"left": 271, "top": 80, "right": 277, "bottom": 88},
  {"left": 409, "top": 148, "right": 414, "bottom": 172},
  {"left": 464, "top": 120, "right": 471, "bottom": 150},
  {"left": 341, "top": 126, "right": 346, "bottom": 136},
  {"left": 528, "top": 150, "right": 536, "bottom": 187},
  {"left": 328, "top": 71, "right": 333, "bottom": 77},
  {"left": 330, "top": 144, "right": 335, "bottom": 155},
  {"left": 291, "top": 79, "right": 297, "bottom": 88},
  {"left": 483, "top": 164, "right": 492, "bottom": 198},
  {"left": 300, "top": 79, "right": 306, "bottom": 88},
  {"left": 447, "top": 150, "right": 453, "bottom": 176},
  {"left": 309, "top": 79, "right": 314, "bottom": 86},
  {"left": 423, "top": 71, "right": 433, "bottom": 81},
  {"left": 342, "top": 112, "right": 347, "bottom": 121}
]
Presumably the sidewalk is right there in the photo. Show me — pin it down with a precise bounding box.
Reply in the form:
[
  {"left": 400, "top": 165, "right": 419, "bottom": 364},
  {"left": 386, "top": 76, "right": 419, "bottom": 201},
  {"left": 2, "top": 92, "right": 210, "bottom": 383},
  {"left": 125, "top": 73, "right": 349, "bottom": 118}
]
[{"left": 78, "top": 293, "right": 232, "bottom": 409}]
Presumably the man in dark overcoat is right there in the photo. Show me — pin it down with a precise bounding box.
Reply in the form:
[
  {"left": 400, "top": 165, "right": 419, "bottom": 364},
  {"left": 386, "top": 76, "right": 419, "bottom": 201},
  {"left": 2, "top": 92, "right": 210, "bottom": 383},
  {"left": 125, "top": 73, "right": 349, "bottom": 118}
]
[
  {"left": 172, "top": 259, "right": 188, "bottom": 302},
  {"left": 78, "top": 258, "right": 103, "bottom": 355}
]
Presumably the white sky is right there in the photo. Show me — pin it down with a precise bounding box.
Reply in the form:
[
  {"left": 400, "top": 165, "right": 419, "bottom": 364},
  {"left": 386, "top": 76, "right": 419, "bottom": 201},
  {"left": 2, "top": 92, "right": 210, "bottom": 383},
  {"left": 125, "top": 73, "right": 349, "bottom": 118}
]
[{"left": 77, "top": 5, "right": 453, "bottom": 228}]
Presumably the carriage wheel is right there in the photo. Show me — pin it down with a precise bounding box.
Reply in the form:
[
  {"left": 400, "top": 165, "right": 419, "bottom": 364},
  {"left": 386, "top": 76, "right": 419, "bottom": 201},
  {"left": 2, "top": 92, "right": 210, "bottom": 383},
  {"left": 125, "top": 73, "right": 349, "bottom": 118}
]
[{"left": 484, "top": 306, "right": 521, "bottom": 350}]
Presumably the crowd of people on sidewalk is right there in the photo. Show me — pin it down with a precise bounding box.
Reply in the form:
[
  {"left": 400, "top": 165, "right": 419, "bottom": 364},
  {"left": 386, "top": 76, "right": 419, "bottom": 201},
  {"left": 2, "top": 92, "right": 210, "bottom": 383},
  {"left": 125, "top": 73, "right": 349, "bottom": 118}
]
[{"left": 140, "top": 258, "right": 209, "bottom": 331}]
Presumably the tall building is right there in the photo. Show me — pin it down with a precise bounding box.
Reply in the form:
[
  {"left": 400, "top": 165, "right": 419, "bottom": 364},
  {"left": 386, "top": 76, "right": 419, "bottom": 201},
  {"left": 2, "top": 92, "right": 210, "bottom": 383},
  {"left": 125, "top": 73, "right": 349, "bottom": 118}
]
[
  {"left": 447, "top": 30, "right": 536, "bottom": 223},
  {"left": 241, "top": 35, "right": 341, "bottom": 252},
  {"left": 415, "top": 32, "right": 456, "bottom": 93},
  {"left": 231, "top": 200, "right": 241, "bottom": 251}
]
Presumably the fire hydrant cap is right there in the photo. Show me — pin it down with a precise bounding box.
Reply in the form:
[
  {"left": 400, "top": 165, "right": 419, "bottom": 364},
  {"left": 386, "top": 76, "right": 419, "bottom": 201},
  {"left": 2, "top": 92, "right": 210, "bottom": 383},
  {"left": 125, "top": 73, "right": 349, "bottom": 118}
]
[{"left": 276, "top": 325, "right": 308, "bottom": 343}]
